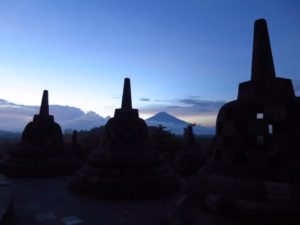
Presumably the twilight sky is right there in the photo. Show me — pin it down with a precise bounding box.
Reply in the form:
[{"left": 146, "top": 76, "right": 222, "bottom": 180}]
[{"left": 0, "top": 0, "right": 299, "bottom": 127}]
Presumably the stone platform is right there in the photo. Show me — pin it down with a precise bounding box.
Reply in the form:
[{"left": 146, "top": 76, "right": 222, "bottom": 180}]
[
  {"left": 11, "top": 176, "right": 176, "bottom": 225},
  {"left": 0, "top": 175, "right": 14, "bottom": 225}
]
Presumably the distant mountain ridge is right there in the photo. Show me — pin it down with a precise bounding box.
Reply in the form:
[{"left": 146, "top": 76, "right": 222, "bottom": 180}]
[
  {"left": 0, "top": 99, "right": 215, "bottom": 135},
  {"left": 0, "top": 98, "right": 108, "bottom": 132},
  {"left": 0, "top": 129, "right": 21, "bottom": 139},
  {"left": 146, "top": 112, "right": 215, "bottom": 135}
]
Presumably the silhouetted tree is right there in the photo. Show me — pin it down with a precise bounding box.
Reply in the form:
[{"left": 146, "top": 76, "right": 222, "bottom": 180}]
[
  {"left": 148, "top": 125, "right": 182, "bottom": 164},
  {"left": 63, "top": 126, "right": 105, "bottom": 160}
]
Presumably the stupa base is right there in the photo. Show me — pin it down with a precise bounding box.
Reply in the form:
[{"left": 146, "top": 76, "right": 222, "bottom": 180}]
[
  {"left": 0, "top": 146, "right": 81, "bottom": 177},
  {"left": 166, "top": 164, "right": 300, "bottom": 225},
  {"left": 71, "top": 147, "right": 179, "bottom": 199}
]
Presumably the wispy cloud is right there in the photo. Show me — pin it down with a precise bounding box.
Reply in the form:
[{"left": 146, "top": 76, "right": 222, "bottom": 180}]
[
  {"left": 140, "top": 98, "right": 151, "bottom": 102},
  {"left": 176, "top": 98, "right": 225, "bottom": 113},
  {"left": 154, "top": 99, "right": 175, "bottom": 103},
  {"left": 140, "top": 96, "right": 226, "bottom": 116},
  {"left": 0, "top": 99, "right": 107, "bottom": 132}
]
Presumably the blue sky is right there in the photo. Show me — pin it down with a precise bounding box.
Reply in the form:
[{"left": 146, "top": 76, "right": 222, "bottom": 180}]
[{"left": 0, "top": 0, "right": 299, "bottom": 126}]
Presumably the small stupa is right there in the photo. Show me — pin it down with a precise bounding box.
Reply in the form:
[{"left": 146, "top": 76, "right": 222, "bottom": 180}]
[
  {"left": 175, "top": 124, "right": 205, "bottom": 178},
  {"left": 71, "top": 78, "right": 178, "bottom": 199},
  {"left": 0, "top": 90, "right": 80, "bottom": 176},
  {"left": 167, "top": 19, "right": 300, "bottom": 225}
]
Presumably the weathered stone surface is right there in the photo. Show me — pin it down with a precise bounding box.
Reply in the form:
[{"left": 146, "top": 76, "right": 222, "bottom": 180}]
[
  {"left": 167, "top": 19, "right": 300, "bottom": 225},
  {"left": 0, "top": 90, "right": 80, "bottom": 177},
  {"left": 71, "top": 78, "right": 178, "bottom": 199}
]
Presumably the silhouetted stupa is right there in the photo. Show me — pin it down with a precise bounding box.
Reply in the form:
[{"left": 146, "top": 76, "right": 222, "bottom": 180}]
[
  {"left": 0, "top": 90, "right": 80, "bottom": 176},
  {"left": 175, "top": 124, "right": 205, "bottom": 178},
  {"left": 71, "top": 78, "right": 178, "bottom": 199},
  {"left": 167, "top": 19, "right": 300, "bottom": 225}
]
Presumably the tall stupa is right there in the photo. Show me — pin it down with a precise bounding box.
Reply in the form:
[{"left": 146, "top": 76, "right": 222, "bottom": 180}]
[
  {"left": 167, "top": 19, "right": 300, "bottom": 225},
  {"left": 71, "top": 78, "right": 178, "bottom": 199}
]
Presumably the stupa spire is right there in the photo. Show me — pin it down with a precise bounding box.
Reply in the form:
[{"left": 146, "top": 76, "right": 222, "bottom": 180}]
[
  {"left": 39, "top": 90, "right": 49, "bottom": 116},
  {"left": 251, "top": 19, "right": 276, "bottom": 80},
  {"left": 71, "top": 78, "right": 178, "bottom": 199},
  {"left": 121, "top": 78, "right": 132, "bottom": 110}
]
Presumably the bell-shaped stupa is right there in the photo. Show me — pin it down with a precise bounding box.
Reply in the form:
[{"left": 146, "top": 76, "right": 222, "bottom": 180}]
[
  {"left": 0, "top": 90, "right": 80, "bottom": 176},
  {"left": 167, "top": 19, "right": 300, "bottom": 225},
  {"left": 71, "top": 78, "right": 178, "bottom": 199}
]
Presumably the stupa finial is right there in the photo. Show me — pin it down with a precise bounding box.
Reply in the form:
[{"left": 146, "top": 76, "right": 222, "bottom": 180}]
[
  {"left": 39, "top": 90, "right": 49, "bottom": 116},
  {"left": 121, "top": 78, "right": 132, "bottom": 110},
  {"left": 251, "top": 19, "right": 276, "bottom": 80}
]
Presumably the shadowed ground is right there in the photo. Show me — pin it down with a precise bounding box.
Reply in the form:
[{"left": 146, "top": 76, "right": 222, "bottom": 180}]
[
  {"left": 11, "top": 176, "right": 176, "bottom": 225},
  {"left": 0, "top": 175, "right": 13, "bottom": 225}
]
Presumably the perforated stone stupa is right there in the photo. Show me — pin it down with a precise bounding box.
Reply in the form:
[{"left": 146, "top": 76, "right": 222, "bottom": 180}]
[
  {"left": 0, "top": 90, "right": 80, "bottom": 176},
  {"left": 167, "top": 19, "right": 300, "bottom": 225},
  {"left": 71, "top": 78, "right": 178, "bottom": 199}
]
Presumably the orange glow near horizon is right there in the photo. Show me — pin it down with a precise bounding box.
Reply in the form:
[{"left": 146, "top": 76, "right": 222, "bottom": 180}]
[
  {"left": 176, "top": 114, "right": 217, "bottom": 127},
  {"left": 139, "top": 113, "right": 155, "bottom": 120}
]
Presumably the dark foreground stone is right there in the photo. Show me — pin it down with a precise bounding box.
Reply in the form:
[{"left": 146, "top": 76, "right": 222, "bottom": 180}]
[
  {"left": 0, "top": 174, "right": 14, "bottom": 225},
  {"left": 12, "top": 176, "right": 176, "bottom": 225}
]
